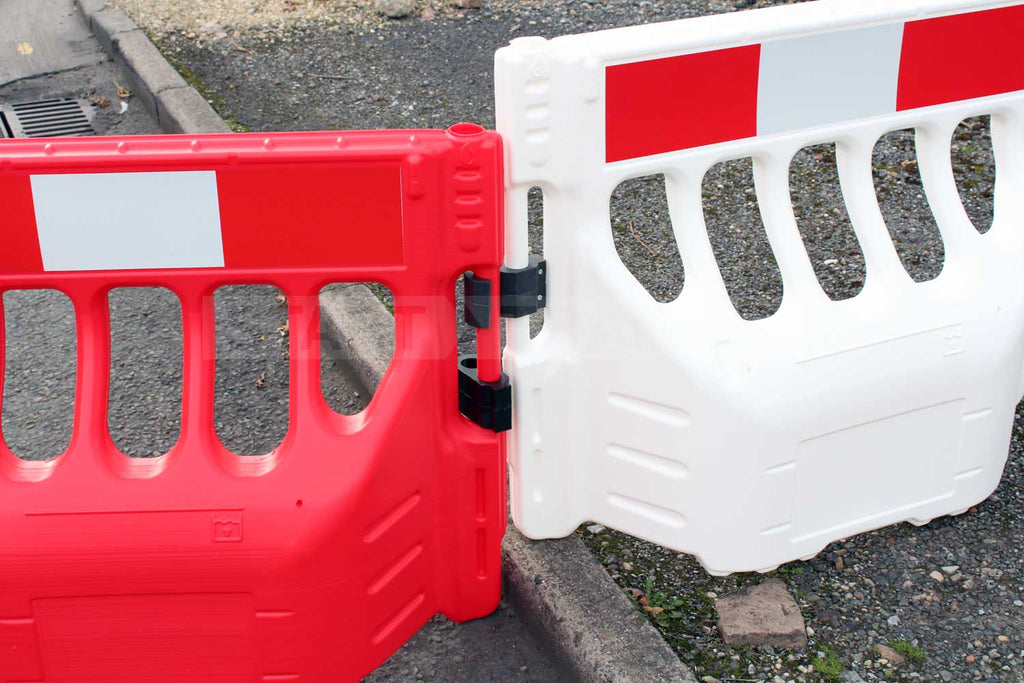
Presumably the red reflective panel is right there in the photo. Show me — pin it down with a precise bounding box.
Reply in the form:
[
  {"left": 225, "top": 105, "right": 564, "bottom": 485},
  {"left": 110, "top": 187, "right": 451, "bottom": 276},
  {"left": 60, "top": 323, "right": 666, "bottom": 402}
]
[
  {"left": 0, "top": 174, "right": 43, "bottom": 274},
  {"left": 217, "top": 162, "right": 405, "bottom": 269},
  {"left": 605, "top": 45, "right": 761, "bottom": 162},
  {"left": 898, "top": 5, "right": 1024, "bottom": 111}
]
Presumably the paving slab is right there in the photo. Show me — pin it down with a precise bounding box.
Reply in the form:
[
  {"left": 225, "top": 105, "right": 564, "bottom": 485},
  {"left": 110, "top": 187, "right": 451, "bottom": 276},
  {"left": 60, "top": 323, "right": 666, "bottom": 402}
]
[{"left": 715, "top": 579, "right": 808, "bottom": 649}]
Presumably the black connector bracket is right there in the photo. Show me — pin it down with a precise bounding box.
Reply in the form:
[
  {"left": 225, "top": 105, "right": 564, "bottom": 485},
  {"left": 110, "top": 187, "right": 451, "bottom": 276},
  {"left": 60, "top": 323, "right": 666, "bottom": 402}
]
[
  {"left": 463, "top": 271, "right": 492, "bottom": 329},
  {"left": 457, "top": 355, "right": 511, "bottom": 433},
  {"left": 500, "top": 255, "right": 546, "bottom": 318}
]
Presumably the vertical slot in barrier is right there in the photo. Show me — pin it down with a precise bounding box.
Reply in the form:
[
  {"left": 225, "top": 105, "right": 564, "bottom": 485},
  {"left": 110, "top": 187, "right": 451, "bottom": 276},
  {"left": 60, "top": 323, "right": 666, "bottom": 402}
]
[
  {"left": 527, "top": 186, "right": 546, "bottom": 338},
  {"left": 702, "top": 158, "right": 783, "bottom": 320},
  {"left": 108, "top": 287, "right": 183, "bottom": 458},
  {"left": 610, "top": 174, "right": 684, "bottom": 304},
  {"left": 214, "top": 285, "right": 289, "bottom": 455},
  {"left": 872, "top": 128, "right": 945, "bottom": 282},
  {"left": 790, "top": 143, "right": 866, "bottom": 301},
  {"left": 455, "top": 274, "right": 476, "bottom": 358},
  {"left": 319, "top": 283, "right": 395, "bottom": 416},
  {"left": 951, "top": 115, "right": 995, "bottom": 235},
  {"left": 1, "top": 290, "right": 76, "bottom": 461}
]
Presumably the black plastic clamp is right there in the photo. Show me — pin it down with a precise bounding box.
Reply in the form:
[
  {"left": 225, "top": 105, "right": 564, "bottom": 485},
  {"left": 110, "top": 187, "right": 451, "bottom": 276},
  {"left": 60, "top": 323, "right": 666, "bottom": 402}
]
[
  {"left": 500, "top": 254, "right": 546, "bottom": 318},
  {"left": 463, "top": 270, "right": 492, "bottom": 329},
  {"left": 457, "top": 355, "right": 511, "bottom": 433}
]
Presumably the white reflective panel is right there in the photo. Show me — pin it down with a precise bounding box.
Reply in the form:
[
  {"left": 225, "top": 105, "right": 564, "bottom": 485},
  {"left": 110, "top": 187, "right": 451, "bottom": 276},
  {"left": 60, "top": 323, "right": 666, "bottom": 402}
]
[
  {"left": 32, "top": 171, "right": 224, "bottom": 272},
  {"left": 757, "top": 23, "right": 904, "bottom": 136}
]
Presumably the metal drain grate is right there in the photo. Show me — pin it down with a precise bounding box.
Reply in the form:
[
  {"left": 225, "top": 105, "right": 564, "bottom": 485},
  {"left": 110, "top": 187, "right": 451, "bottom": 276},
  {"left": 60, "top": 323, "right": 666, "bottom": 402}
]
[{"left": 0, "top": 98, "right": 96, "bottom": 138}]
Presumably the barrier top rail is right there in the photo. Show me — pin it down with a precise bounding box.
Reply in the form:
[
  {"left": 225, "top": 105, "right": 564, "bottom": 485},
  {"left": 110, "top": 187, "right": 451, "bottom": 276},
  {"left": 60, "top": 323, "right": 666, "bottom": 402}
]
[{"left": 498, "top": 0, "right": 1024, "bottom": 180}]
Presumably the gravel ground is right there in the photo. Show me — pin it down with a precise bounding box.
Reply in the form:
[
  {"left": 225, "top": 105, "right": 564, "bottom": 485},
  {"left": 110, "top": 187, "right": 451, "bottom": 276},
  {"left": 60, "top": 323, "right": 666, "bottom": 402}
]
[{"left": 110, "top": 1, "right": 1020, "bottom": 681}]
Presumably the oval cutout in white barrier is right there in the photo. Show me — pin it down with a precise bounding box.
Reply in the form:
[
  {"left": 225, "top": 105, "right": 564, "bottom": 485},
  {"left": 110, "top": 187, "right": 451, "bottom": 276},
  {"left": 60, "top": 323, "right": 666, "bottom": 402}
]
[
  {"left": 790, "top": 143, "right": 866, "bottom": 302},
  {"left": 497, "top": 0, "right": 1024, "bottom": 574}
]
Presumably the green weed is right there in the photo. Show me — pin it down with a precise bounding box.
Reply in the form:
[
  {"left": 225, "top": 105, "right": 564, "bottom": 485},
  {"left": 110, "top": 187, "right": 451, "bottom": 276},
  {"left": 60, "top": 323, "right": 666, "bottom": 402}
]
[
  {"left": 891, "top": 638, "right": 926, "bottom": 662},
  {"left": 811, "top": 646, "right": 844, "bottom": 683}
]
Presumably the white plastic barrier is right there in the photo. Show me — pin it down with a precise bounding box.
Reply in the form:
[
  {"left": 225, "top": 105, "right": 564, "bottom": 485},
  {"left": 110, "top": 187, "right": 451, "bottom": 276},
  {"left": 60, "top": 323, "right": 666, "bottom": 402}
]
[{"left": 496, "top": 0, "right": 1024, "bottom": 574}]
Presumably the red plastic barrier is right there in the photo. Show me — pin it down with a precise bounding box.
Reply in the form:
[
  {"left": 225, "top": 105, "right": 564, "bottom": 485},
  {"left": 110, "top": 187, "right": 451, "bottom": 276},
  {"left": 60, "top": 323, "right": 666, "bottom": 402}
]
[{"left": 0, "top": 126, "right": 505, "bottom": 682}]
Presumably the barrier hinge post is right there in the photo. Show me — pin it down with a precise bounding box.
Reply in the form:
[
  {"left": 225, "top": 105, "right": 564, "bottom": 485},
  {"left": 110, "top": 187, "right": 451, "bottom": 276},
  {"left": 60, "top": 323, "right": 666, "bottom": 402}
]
[
  {"left": 458, "top": 355, "right": 512, "bottom": 432},
  {"left": 500, "top": 255, "right": 546, "bottom": 318}
]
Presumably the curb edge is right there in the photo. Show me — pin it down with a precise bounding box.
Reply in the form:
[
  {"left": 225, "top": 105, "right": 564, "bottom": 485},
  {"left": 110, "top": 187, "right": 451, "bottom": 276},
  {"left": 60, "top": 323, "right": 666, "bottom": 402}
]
[{"left": 75, "top": 0, "right": 230, "bottom": 134}]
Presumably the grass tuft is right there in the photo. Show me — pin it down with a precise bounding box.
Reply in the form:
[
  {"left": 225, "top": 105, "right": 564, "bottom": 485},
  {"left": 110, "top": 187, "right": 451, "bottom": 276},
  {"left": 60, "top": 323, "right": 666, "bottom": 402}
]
[
  {"left": 811, "top": 646, "right": 844, "bottom": 683},
  {"left": 891, "top": 638, "right": 926, "bottom": 662}
]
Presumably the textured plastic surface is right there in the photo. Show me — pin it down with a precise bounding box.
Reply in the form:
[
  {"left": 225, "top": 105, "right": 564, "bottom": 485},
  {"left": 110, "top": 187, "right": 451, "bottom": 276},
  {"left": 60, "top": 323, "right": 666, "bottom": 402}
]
[
  {"left": 0, "top": 127, "right": 505, "bottom": 681},
  {"left": 497, "top": 0, "right": 1024, "bottom": 574}
]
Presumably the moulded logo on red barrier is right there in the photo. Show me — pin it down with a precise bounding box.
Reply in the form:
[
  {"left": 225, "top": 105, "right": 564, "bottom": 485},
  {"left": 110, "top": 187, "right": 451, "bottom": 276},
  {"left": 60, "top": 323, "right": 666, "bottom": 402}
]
[{"left": 212, "top": 513, "right": 244, "bottom": 542}]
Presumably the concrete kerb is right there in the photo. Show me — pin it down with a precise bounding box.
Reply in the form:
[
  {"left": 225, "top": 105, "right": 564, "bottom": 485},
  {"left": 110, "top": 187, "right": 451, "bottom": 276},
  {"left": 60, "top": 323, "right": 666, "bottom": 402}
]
[
  {"left": 74, "top": 5, "right": 696, "bottom": 680},
  {"left": 504, "top": 531, "right": 697, "bottom": 683},
  {"left": 75, "top": 0, "right": 230, "bottom": 134}
]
